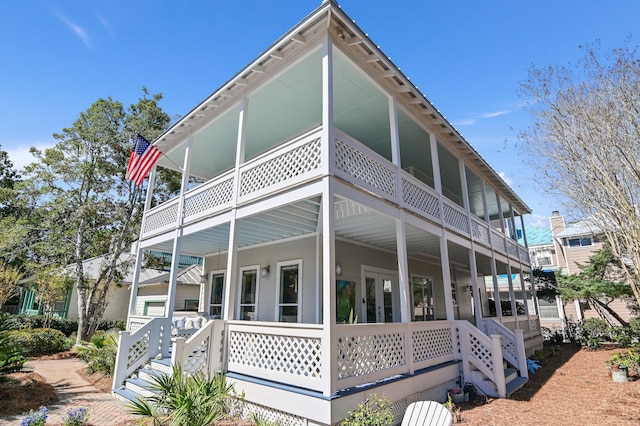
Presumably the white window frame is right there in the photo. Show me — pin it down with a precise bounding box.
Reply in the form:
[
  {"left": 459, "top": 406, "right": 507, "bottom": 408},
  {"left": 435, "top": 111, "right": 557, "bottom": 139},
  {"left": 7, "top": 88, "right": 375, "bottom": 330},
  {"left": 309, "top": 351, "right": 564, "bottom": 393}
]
[
  {"left": 567, "top": 236, "right": 593, "bottom": 248},
  {"left": 238, "top": 265, "right": 260, "bottom": 321},
  {"left": 275, "top": 259, "right": 302, "bottom": 322},
  {"left": 208, "top": 270, "right": 225, "bottom": 319}
]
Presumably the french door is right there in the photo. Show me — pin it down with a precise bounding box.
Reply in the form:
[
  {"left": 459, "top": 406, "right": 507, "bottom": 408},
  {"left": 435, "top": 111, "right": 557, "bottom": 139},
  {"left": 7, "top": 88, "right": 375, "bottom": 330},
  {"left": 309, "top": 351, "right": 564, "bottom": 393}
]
[{"left": 362, "top": 268, "right": 397, "bottom": 323}]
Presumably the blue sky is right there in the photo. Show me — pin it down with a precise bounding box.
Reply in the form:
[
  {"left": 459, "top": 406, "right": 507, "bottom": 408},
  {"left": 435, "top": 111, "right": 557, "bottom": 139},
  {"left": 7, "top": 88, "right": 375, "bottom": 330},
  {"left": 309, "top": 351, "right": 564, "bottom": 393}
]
[{"left": 1, "top": 1, "right": 638, "bottom": 228}]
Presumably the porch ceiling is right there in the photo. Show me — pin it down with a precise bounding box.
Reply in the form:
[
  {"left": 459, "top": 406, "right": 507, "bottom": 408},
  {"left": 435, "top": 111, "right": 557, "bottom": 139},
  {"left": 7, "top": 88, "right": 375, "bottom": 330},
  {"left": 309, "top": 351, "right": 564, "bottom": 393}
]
[{"left": 145, "top": 197, "right": 471, "bottom": 268}]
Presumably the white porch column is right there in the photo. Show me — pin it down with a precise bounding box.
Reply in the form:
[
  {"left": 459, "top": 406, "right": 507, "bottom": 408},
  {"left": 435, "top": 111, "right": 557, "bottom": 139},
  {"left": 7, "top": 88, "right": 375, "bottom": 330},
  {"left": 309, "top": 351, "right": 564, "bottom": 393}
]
[
  {"left": 468, "top": 247, "right": 482, "bottom": 325},
  {"left": 396, "top": 218, "right": 410, "bottom": 323},
  {"left": 223, "top": 217, "right": 239, "bottom": 320},
  {"left": 320, "top": 32, "right": 337, "bottom": 397},
  {"left": 440, "top": 235, "right": 455, "bottom": 320},
  {"left": 126, "top": 167, "right": 157, "bottom": 322},
  {"left": 162, "top": 136, "right": 193, "bottom": 355},
  {"left": 490, "top": 256, "right": 502, "bottom": 320}
]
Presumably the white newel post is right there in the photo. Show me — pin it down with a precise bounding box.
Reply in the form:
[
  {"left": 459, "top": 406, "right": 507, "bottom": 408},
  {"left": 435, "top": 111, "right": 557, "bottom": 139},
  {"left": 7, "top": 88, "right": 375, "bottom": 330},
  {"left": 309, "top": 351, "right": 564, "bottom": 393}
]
[
  {"left": 491, "top": 334, "right": 506, "bottom": 398},
  {"left": 514, "top": 329, "right": 528, "bottom": 379}
]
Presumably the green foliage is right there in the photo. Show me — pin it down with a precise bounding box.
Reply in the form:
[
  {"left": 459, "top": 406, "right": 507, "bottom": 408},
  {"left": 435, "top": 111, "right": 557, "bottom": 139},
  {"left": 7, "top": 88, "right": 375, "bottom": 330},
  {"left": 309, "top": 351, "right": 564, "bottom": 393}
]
[
  {"left": 577, "top": 318, "right": 611, "bottom": 349},
  {"left": 11, "top": 314, "right": 125, "bottom": 337},
  {"left": 0, "top": 312, "right": 25, "bottom": 373},
  {"left": 74, "top": 331, "right": 118, "bottom": 376},
  {"left": 4, "top": 328, "right": 70, "bottom": 357},
  {"left": 606, "top": 348, "right": 640, "bottom": 369},
  {"left": 0, "top": 263, "right": 23, "bottom": 306},
  {"left": 127, "top": 365, "right": 237, "bottom": 426},
  {"left": 341, "top": 394, "right": 394, "bottom": 426}
]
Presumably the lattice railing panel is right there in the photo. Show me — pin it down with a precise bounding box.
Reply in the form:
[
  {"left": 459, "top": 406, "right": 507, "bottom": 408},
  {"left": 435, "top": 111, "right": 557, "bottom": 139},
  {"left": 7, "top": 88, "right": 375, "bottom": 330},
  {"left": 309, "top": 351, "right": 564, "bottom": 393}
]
[
  {"left": 335, "top": 138, "right": 396, "bottom": 198},
  {"left": 519, "top": 245, "right": 530, "bottom": 263},
  {"left": 491, "top": 229, "right": 506, "bottom": 252},
  {"left": 238, "top": 401, "right": 305, "bottom": 426},
  {"left": 337, "top": 332, "right": 406, "bottom": 379},
  {"left": 471, "top": 218, "right": 491, "bottom": 246},
  {"left": 402, "top": 178, "right": 441, "bottom": 221},
  {"left": 443, "top": 202, "right": 470, "bottom": 234},
  {"left": 183, "top": 336, "right": 210, "bottom": 375},
  {"left": 469, "top": 333, "right": 494, "bottom": 372},
  {"left": 412, "top": 327, "right": 454, "bottom": 362},
  {"left": 228, "top": 331, "right": 322, "bottom": 379},
  {"left": 184, "top": 177, "right": 234, "bottom": 219},
  {"left": 143, "top": 202, "right": 179, "bottom": 234},
  {"left": 494, "top": 329, "right": 517, "bottom": 360},
  {"left": 127, "top": 330, "right": 151, "bottom": 370},
  {"left": 506, "top": 240, "right": 519, "bottom": 258},
  {"left": 240, "top": 139, "right": 321, "bottom": 196}
]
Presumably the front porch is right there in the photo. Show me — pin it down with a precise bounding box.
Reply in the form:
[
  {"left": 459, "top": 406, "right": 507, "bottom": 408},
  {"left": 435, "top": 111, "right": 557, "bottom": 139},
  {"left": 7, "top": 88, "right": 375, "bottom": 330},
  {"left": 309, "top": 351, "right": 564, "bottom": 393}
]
[{"left": 114, "top": 314, "right": 539, "bottom": 424}]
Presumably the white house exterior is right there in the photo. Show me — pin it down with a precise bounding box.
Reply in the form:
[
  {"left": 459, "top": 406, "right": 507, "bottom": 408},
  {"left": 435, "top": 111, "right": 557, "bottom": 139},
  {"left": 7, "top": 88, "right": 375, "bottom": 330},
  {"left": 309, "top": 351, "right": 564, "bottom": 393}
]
[{"left": 113, "top": 2, "right": 542, "bottom": 424}]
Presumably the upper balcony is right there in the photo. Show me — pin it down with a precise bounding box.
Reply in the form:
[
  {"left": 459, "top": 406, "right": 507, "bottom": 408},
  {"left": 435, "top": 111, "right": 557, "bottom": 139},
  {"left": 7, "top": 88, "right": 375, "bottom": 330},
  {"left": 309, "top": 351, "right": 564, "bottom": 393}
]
[{"left": 142, "top": 125, "right": 530, "bottom": 265}]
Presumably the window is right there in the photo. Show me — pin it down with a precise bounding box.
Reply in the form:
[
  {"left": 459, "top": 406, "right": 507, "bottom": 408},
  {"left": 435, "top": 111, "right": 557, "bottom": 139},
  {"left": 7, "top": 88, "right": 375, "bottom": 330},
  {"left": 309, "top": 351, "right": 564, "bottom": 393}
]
[
  {"left": 184, "top": 300, "right": 199, "bottom": 311},
  {"left": 209, "top": 273, "right": 225, "bottom": 318},
  {"left": 277, "top": 260, "right": 302, "bottom": 322},
  {"left": 411, "top": 276, "right": 434, "bottom": 321},
  {"left": 567, "top": 237, "right": 593, "bottom": 247},
  {"left": 538, "top": 257, "right": 552, "bottom": 266},
  {"left": 239, "top": 266, "right": 259, "bottom": 320}
]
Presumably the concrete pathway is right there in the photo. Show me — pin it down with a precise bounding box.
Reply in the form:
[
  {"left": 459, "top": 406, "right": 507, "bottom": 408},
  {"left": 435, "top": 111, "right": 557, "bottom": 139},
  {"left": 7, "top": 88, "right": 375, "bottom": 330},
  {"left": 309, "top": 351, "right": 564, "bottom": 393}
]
[{"left": 0, "top": 358, "right": 139, "bottom": 426}]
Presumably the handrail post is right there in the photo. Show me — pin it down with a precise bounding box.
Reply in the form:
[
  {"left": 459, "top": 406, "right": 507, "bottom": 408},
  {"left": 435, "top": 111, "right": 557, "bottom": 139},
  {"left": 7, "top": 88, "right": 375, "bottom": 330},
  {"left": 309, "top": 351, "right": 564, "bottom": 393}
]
[
  {"left": 514, "top": 329, "right": 528, "bottom": 379},
  {"left": 171, "top": 337, "right": 186, "bottom": 371},
  {"left": 112, "top": 330, "right": 131, "bottom": 391},
  {"left": 491, "top": 334, "right": 506, "bottom": 398}
]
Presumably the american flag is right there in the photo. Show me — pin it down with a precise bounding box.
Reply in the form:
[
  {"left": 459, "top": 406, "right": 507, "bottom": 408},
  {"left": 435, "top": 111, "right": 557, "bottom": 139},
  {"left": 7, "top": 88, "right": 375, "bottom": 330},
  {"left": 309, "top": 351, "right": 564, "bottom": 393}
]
[{"left": 126, "top": 134, "right": 162, "bottom": 186}]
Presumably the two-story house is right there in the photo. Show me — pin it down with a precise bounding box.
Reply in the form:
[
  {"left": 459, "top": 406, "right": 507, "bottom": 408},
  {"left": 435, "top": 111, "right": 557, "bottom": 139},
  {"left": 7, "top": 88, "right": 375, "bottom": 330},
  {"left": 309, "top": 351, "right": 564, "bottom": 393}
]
[{"left": 112, "top": 2, "right": 542, "bottom": 424}]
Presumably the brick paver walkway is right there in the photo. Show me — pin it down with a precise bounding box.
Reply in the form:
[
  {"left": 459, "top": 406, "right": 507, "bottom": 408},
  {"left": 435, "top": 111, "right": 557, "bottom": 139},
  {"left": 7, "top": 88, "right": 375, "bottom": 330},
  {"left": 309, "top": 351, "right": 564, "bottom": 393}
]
[{"left": 0, "top": 358, "right": 139, "bottom": 426}]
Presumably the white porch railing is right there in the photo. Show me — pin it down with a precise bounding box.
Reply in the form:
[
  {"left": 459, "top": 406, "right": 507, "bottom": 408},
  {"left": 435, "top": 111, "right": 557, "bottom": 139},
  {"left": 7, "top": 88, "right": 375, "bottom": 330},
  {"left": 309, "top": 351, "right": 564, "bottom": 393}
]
[
  {"left": 480, "top": 318, "right": 528, "bottom": 382},
  {"left": 172, "top": 319, "right": 226, "bottom": 377},
  {"left": 497, "top": 315, "right": 541, "bottom": 340},
  {"left": 226, "top": 321, "right": 324, "bottom": 391},
  {"left": 113, "top": 316, "right": 166, "bottom": 391},
  {"left": 114, "top": 318, "right": 518, "bottom": 398}
]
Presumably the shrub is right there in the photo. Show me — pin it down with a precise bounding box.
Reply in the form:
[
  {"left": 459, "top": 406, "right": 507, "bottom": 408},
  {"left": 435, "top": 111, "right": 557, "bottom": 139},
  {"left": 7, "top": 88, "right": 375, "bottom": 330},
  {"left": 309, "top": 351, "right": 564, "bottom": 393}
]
[
  {"left": 577, "top": 318, "right": 610, "bottom": 349},
  {"left": 0, "top": 313, "right": 25, "bottom": 373},
  {"left": 74, "top": 331, "right": 118, "bottom": 376},
  {"left": 127, "top": 365, "right": 237, "bottom": 426},
  {"left": 4, "top": 328, "right": 70, "bottom": 357},
  {"left": 341, "top": 394, "right": 394, "bottom": 426}
]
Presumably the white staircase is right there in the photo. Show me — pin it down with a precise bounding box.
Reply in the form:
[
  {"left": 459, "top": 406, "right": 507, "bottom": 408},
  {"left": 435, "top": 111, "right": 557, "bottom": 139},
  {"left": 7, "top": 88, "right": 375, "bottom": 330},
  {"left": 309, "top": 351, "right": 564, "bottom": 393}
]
[{"left": 113, "top": 356, "right": 173, "bottom": 404}]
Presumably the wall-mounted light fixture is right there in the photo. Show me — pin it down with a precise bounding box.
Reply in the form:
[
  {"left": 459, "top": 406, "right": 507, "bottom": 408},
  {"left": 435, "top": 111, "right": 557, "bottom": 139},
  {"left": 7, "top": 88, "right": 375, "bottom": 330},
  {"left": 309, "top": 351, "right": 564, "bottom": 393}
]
[
  {"left": 261, "top": 266, "right": 270, "bottom": 278},
  {"left": 200, "top": 273, "right": 208, "bottom": 284},
  {"left": 335, "top": 264, "right": 342, "bottom": 275}
]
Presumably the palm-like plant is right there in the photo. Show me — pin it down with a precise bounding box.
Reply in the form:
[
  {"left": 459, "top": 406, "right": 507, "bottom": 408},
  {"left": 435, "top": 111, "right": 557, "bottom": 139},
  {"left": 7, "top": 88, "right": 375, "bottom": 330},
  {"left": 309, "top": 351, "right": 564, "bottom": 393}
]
[
  {"left": 127, "top": 365, "right": 237, "bottom": 426},
  {"left": 74, "top": 330, "right": 119, "bottom": 376}
]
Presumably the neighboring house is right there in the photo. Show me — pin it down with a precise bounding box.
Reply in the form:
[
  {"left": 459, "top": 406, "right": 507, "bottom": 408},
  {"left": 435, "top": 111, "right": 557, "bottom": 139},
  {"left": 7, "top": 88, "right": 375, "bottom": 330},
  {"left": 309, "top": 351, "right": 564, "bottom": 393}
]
[
  {"left": 18, "top": 254, "right": 202, "bottom": 321},
  {"left": 524, "top": 224, "right": 565, "bottom": 330},
  {"left": 549, "top": 211, "right": 636, "bottom": 326},
  {"left": 113, "top": 2, "right": 542, "bottom": 424}
]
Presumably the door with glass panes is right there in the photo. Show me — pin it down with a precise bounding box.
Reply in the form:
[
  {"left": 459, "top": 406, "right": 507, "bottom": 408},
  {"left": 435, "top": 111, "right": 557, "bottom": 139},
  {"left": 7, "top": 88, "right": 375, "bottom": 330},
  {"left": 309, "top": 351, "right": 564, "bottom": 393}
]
[
  {"left": 209, "top": 273, "right": 225, "bottom": 319},
  {"left": 362, "top": 269, "right": 397, "bottom": 323}
]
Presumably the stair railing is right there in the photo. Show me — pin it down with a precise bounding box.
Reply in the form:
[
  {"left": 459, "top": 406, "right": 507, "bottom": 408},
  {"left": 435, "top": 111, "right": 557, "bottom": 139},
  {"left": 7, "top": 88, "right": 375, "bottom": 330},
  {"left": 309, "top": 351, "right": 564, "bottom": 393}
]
[
  {"left": 483, "top": 318, "right": 528, "bottom": 379},
  {"left": 112, "top": 316, "right": 165, "bottom": 391},
  {"left": 457, "top": 321, "right": 507, "bottom": 398},
  {"left": 171, "top": 319, "right": 226, "bottom": 377}
]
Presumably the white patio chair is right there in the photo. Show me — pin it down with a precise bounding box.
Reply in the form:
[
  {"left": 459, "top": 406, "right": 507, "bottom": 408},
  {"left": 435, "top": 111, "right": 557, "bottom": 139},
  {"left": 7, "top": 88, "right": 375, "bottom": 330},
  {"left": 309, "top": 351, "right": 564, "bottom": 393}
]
[{"left": 401, "top": 401, "right": 452, "bottom": 426}]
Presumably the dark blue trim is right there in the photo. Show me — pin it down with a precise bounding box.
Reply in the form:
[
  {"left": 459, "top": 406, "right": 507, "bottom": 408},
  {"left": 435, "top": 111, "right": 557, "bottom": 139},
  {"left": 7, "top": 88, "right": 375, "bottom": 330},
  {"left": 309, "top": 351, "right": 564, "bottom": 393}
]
[{"left": 226, "top": 359, "right": 460, "bottom": 401}]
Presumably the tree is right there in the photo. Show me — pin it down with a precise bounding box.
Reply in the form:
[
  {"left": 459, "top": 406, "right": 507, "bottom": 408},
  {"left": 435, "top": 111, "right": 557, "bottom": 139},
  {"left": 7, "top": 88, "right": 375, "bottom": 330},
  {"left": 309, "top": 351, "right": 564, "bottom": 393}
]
[
  {"left": 25, "top": 88, "right": 171, "bottom": 342},
  {"left": 0, "top": 263, "right": 23, "bottom": 307},
  {"left": 517, "top": 40, "right": 640, "bottom": 308},
  {"left": 555, "top": 244, "right": 636, "bottom": 326},
  {"left": 32, "top": 266, "right": 73, "bottom": 328}
]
